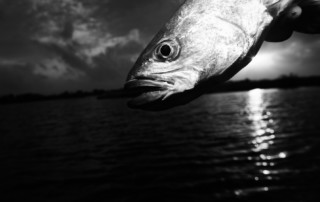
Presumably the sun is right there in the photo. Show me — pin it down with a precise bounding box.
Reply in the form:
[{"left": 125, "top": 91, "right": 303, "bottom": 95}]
[
  {"left": 233, "top": 51, "right": 281, "bottom": 80},
  {"left": 250, "top": 52, "right": 277, "bottom": 68}
]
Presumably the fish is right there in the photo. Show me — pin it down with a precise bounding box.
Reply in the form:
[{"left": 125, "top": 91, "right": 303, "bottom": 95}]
[{"left": 125, "top": 0, "right": 320, "bottom": 110}]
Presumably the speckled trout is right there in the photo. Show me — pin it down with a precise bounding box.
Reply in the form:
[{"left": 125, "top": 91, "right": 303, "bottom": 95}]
[{"left": 125, "top": 0, "right": 320, "bottom": 110}]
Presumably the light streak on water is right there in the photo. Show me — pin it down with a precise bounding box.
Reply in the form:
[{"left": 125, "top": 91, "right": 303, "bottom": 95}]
[{"left": 246, "top": 89, "right": 289, "bottom": 185}]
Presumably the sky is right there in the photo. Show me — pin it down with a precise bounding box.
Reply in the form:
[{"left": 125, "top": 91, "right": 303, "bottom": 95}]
[{"left": 0, "top": 0, "right": 320, "bottom": 95}]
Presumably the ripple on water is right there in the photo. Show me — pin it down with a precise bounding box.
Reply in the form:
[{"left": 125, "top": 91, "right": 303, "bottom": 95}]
[{"left": 0, "top": 88, "right": 320, "bottom": 201}]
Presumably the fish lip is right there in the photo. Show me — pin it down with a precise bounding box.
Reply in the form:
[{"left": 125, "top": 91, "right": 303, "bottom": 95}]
[
  {"left": 124, "top": 76, "right": 174, "bottom": 108},
  {"left": 125, "top": 76, "right": 173, "bottom": 89}
]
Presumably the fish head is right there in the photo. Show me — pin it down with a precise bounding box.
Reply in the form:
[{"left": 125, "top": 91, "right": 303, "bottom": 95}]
[
  {"left": 125, "top": 0, "right": 274, "bottom": 110},
  {"left": 125, "top": 26, "right": 215, "bottom": 110}
]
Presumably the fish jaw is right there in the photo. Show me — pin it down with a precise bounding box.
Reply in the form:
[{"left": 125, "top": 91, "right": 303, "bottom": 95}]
[
  {"left": 125, "top": 69, "right": 201, "bottom": 110},
  {"left": 124, "top": 78, "right": 172, "bottom": 108}
]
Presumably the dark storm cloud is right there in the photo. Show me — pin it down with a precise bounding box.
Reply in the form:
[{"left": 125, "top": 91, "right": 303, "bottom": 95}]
[
  {"left": 0, "top": 0, "right": 319, "bottom": 94},
  {"left": 97, "top": 0, "right": 182, "bottom": 35}
]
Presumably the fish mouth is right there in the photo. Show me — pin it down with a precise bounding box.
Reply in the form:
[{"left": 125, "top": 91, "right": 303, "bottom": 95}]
[{"left": 124, "top": 76, "right": 174, "bottom": 109}]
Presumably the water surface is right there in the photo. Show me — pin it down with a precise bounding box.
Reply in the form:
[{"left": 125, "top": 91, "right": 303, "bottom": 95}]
[{"left": 1, "top": 87, "right": 320, "bottom": 202}]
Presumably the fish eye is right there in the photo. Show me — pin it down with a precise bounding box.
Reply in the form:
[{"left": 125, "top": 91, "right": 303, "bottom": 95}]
[
  {"left": 154, "top": 39, "right": 180, "bottom": 61},
  {"left": 159, "top": 44, "right": 172, "bottom": 57}
]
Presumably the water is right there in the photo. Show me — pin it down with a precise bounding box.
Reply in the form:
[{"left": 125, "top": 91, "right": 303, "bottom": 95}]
[{"left": 0, "top": 87, "right": 320, "bottom": 202}]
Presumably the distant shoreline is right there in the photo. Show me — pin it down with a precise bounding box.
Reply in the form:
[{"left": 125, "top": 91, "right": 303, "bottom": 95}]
[{"left": 1, "top": 75, "right": 320, "bottom": 104}]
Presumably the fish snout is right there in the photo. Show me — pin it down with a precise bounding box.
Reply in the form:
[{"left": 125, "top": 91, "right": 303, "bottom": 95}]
[
  {"left": 124, "top": 75, "right": 176, "bottom": 109},
  {"left": 125, "top": 75, "right": 173, "bottom": 91},
  {"left": 125, "top": 76, "right": 204, "bottom": 111}
]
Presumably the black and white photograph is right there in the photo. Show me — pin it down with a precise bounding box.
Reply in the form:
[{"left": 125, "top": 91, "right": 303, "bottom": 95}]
[{"left": 1, "top": 0, "right": 320, "bottom": 201}]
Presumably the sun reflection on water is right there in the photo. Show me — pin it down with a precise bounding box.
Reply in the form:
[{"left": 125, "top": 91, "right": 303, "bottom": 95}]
[
  {"left": 246, "top": 89, "right": 288, "bottom": 184},
  {"left": 247, "top": 89, "right": 275, "bottom": 152}
]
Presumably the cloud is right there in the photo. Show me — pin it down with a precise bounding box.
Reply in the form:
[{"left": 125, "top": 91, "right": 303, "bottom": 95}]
[
  {"left": 0, "top": 0, "right": 151, "bottom": 94},
  {"left": 33, "top": 57, "right": 85, "bottom": 79}
]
